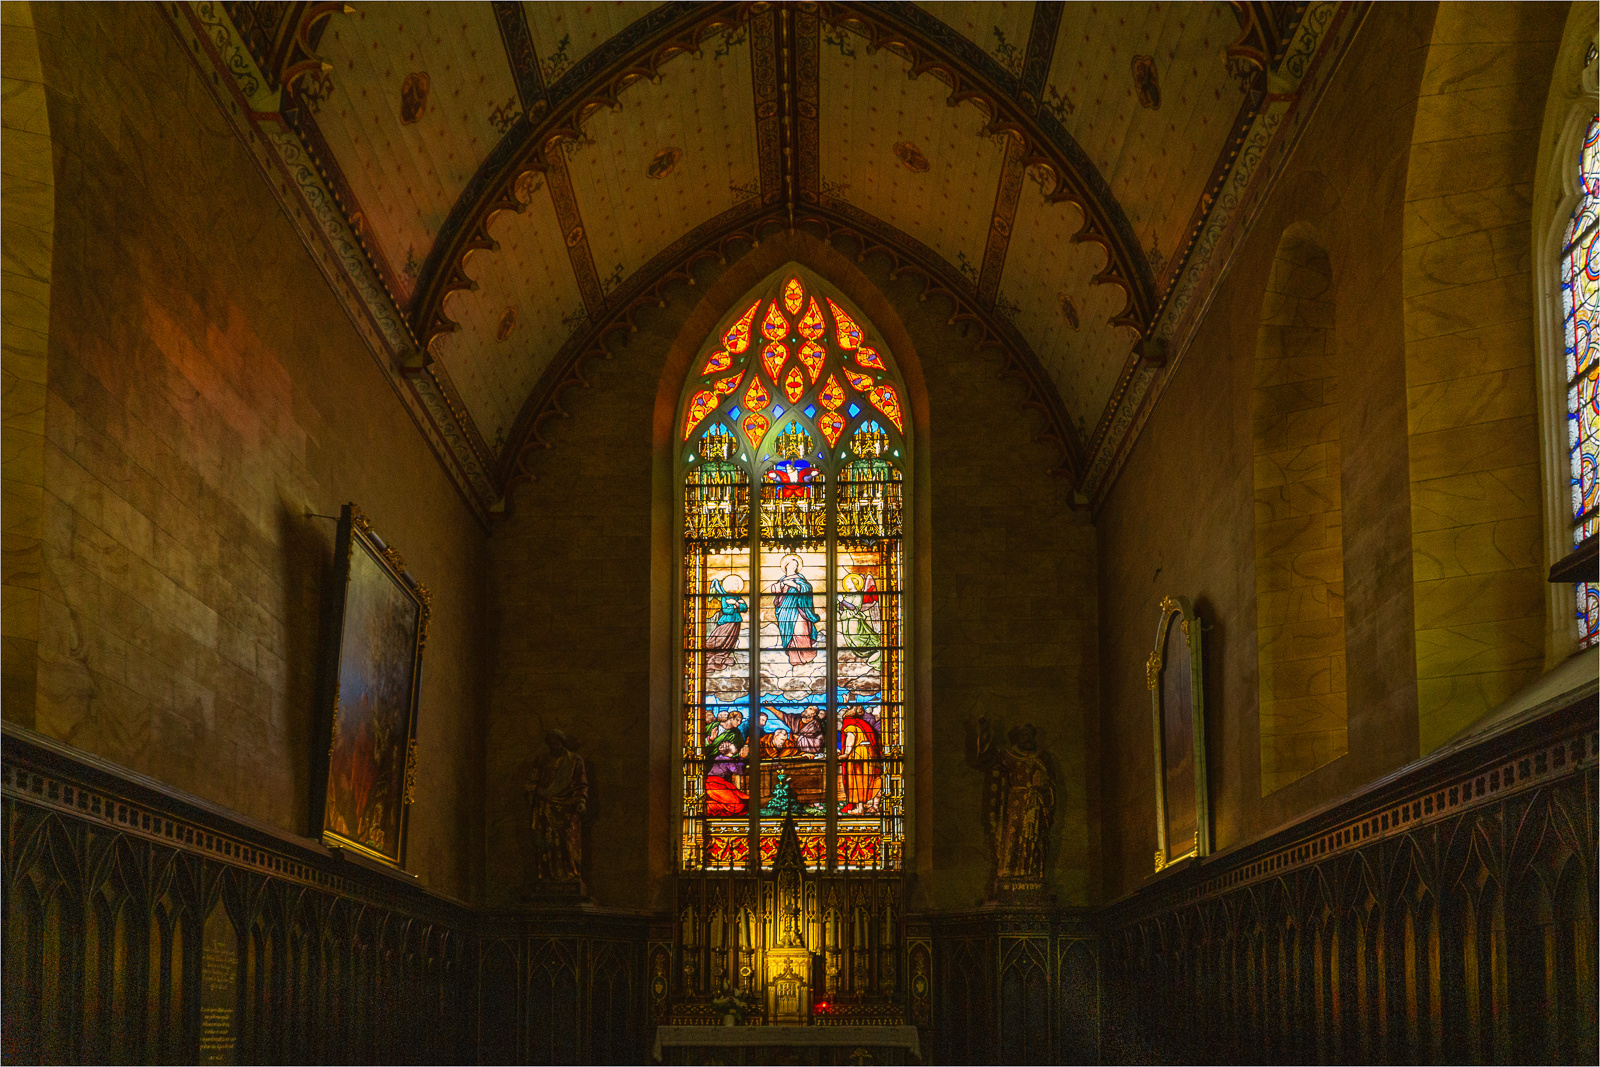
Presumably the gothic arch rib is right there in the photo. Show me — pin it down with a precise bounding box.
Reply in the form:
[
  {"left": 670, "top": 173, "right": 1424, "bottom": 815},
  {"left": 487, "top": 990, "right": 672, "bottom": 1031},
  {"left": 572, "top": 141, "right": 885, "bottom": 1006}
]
[
  {"left": 818, "top": 1, "right": 1155, "bottom": 333},
  {"left": 406, "top": 2, "right": 745, "bottom": 353},
  {"left": 496, "top": 201, "right": 1088, "bottom": 502},
  {"left": 409, "top": 3, "right": 1156, "bottom": 358}
]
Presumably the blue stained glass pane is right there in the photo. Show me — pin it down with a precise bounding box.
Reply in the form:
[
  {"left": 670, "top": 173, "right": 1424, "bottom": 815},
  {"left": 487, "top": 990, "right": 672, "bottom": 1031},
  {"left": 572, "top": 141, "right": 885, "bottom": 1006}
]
[
  {"left": 848, "top": 403, "right": 861, "bottom": 417},
  {"left": 805, "top": 404, "right": 818, "bottom": 418},
  {"left": 729, "top": 406, "right": 742, "bottom": 419},
  {"left": 773, "top": 406, "right": 785, "bottom": 418}
]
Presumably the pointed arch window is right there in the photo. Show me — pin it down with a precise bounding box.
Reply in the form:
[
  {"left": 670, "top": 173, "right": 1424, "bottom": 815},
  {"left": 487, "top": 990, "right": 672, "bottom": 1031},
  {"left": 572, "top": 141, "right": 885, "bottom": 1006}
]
[
  {"left": 677, "top": 269, "right": 907, "bottom": 872},
  {"left": 1561, "top": 115, "right": 1599, "bottom": 647}
]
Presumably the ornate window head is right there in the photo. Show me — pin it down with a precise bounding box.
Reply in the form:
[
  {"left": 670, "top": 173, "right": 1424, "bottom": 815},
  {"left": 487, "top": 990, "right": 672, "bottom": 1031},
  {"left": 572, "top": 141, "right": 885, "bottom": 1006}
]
[{"left": 677, "top": 267, "right": 908, "bottom": 872}]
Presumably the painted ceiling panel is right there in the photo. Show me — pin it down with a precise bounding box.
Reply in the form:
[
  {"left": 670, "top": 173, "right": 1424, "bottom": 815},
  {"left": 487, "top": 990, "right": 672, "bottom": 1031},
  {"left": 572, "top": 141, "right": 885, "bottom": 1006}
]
[
  {"left": 313, "top": 4, "right": 519, "bottom": 303},
  {"left": 434, "top": 177, "right": 585, "bottom": 451},
  {"left": 1044, "top": 2, "right": 1245, "bottom": 281},
  {"left": 819, "top": 30, "right": 1008, "bottom": 285},
  {"left": 521, "top": 1, "right": 668, "bottom": 86},
  {"left": 561, "top": 26, "right": 759, "bottom": 296},
  {"left": 915, "top": 1, "right": 1036, "bottom": 78},
  {"left": 1000, "top": 180, "right": 1140, "bottom": 439}
]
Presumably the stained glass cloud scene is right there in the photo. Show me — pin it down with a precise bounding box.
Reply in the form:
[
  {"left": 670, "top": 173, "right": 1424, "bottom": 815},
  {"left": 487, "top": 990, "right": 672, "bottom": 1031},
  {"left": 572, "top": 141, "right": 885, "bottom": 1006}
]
[{"left": 679, "top": 268, "right": 907, "bottom": 872}]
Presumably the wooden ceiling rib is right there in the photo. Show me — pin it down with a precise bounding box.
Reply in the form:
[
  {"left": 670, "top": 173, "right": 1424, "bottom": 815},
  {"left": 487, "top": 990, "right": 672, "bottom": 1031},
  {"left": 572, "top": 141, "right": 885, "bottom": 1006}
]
[{"left": 184, "top": 0, "right": 1357, "bottom": 517}]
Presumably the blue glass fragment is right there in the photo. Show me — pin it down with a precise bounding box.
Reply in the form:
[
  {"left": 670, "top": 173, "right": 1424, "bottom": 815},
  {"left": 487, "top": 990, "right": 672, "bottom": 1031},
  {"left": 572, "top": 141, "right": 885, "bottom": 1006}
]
[
  {"left": 729, "top": 406, "right": 741, "bottom": 419},
  {"left": 804, "top": 404, "right": 818, "bottom": 418},
  {"left": 848, "top": 403, "right": 861, "bottom": 417}
]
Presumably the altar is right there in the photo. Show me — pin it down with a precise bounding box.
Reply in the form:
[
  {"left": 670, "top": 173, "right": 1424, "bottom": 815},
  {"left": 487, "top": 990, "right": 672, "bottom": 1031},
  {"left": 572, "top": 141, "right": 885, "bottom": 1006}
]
[{"left": 653, "top": 1024, "right": 921, "bottom": 1065}]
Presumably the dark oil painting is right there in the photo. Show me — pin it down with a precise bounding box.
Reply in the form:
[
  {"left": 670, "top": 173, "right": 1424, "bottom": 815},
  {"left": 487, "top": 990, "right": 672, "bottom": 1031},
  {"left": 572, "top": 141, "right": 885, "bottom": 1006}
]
[{"left": 319, "top": 510, "right": 426, "bottom": 866}]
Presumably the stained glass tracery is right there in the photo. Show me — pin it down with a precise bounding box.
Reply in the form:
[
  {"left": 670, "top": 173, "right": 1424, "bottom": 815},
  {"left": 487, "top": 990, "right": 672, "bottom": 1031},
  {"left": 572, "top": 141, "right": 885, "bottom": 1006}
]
[
  {"left": 1562, "top": 115, "right": 1600, "bottom": 647},
  {"left": 678, "top": 272, "right": 909, "bottom": 872}
]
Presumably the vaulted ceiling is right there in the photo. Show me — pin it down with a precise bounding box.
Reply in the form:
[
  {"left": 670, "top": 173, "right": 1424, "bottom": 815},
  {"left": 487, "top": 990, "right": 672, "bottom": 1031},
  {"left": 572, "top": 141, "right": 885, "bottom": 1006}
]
[{"left": 183, "top": 1, "right": 1366, "bottom": 521}]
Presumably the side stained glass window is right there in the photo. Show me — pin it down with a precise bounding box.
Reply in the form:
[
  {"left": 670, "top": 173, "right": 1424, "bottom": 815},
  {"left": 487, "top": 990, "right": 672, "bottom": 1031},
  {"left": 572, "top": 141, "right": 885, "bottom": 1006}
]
[
  {"left": 678, "top": 271, "right": 908, "bottom": 871},
  {"left": 1562, "top": 116, "right": 1600, "bottom": 647}
]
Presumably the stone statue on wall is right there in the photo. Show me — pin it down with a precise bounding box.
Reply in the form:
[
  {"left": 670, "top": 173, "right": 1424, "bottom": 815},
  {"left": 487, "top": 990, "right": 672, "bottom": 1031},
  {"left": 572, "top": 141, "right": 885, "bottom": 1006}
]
[
  {"left": 974, "top": 717, "right": 1055, "bottom": 901},
  {"left": 525, "top": 729, "right": 588, "bottom": 895}
]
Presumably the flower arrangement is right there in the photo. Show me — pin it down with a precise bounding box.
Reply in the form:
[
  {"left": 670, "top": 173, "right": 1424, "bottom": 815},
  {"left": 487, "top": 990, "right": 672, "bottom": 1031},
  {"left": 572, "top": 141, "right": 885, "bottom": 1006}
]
[{"left": 710, "top": 988, "right": 755, "bottom": 1026}]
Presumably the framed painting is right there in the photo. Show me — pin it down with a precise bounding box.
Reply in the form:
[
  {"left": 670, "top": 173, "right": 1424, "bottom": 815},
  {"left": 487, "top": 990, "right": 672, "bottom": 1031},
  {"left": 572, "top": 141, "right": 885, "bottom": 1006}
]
[
  {"left": 312, "top": 503, "right": 430, "bottom": 868},
  {"left": 1147, "top": 595, "right": 1210, "bottom": 873}
]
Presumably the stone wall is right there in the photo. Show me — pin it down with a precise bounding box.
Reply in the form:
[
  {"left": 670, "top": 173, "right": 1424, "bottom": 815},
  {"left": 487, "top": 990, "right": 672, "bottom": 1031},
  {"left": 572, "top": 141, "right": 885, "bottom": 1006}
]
[
  {"left": 9, "top": 3, "right": 488, "bottom": 902},
  {"left": 487, "top": 231, "right": 1098, "bottom": 911},
  {"left": 1, "top": 0, "right": 54, "bottom": 731},
  {"left": 1096, "top": 2, "right": 1438, "bottom": 901},
  {"left": 1403, "top": 1, "right": 1570, "bottom": 753}
]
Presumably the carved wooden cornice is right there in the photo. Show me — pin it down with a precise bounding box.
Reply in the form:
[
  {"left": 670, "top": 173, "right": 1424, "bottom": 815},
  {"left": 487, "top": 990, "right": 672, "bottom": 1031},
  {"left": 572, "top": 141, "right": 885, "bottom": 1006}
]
[{"left": 222, "top": 0, "right": 348, "bottom": 93}]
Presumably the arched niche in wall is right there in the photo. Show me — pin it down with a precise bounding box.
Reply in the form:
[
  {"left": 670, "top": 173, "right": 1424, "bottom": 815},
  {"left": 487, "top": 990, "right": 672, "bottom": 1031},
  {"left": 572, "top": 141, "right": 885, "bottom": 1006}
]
[{"left": 1250, "top": 223, "right": 1349, "bottom": 796}]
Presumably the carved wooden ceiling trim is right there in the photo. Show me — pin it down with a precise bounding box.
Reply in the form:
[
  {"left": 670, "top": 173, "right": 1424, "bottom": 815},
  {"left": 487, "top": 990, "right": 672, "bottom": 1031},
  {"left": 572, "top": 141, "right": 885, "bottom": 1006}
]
[
  {"left": 820, "top": 1, "right": 1155, "bottom": 336},
  {"left": 407, "top": 2, "right": 746, "bottom": 355}
]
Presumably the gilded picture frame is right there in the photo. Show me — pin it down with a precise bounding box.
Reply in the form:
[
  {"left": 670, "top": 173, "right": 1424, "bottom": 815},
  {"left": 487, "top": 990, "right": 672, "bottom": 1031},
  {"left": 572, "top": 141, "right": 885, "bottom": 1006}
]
[
  {"left": 312, "top": 504, "right": 431, "bottom": 868},
  {"left": 1148, "top": 595, "right": 1210, "bottom": 873}
]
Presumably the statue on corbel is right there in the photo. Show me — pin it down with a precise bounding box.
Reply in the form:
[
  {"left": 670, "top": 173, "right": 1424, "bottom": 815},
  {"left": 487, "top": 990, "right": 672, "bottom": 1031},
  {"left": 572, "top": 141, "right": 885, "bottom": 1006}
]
[
  {"left": 524, "top": 728, "right": 590, "bottom": 900},
  {"left": 973, "top": 717, "right": 1056, "bottom": 903}
]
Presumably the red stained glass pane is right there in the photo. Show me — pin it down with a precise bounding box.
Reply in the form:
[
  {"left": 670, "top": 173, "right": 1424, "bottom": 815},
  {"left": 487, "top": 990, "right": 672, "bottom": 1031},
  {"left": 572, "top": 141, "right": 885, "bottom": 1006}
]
[
  {"left": 798, "top": 340, "right": 826, "bottom": 381},
  {"left": 714, "top": 373, "right": 742, "bottom": 399},
  {"left": 843, "top": 369, "right": 874, "bottom": 393},
  {"left": 783, "top": 365, "right": 807, "bottom": 403},
  {"left": 682, "top": 389, "right": 717, "bottom": 440},
  {"left": 818, "top": 411, "right": 846, "bottom": 446},
  {"left": 819, "top": 375, "right": 846, "bottom": 411},
  {"left": 783, "top": 277, "right": 805, "bottom": 316},
  {"left": 855, "top": 346, "right": 886, "bottom": 371},
  {"left": 762, "top": 341, "right": 788, "bottom": 381},
  {"left": 868, "top": 384, "right": 904, "bottom": 432},
  {"left": 743, "top": 410, "right": 771, "bottom": 446},
  {"left": 798, "top": 297, "right": 826, "bottom": 340},
  {"left": 762, "top": 301, "right": 789, "bottom": 342},
  {"left": 743, "top": 376, "right": 771, "bottom": 412},
  {"left": 702, "top": 348, "right": 734, "bottom": 375},
  {"left": 827, "top": 298, "right": 864, "bottom": 349},
  {"left": 724, "top": 301, "right": 759, "bottom": 354}
]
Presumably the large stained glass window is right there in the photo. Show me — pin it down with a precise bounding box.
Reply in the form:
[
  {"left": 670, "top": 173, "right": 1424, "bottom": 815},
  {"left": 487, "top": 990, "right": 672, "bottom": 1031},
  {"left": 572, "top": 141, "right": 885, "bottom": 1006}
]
[
  {"left": 1562, "top": 115, "right": 1600, "bottom": 647},
  {"left": 679, "top": 269, "right": 908, "bottom": 872}
]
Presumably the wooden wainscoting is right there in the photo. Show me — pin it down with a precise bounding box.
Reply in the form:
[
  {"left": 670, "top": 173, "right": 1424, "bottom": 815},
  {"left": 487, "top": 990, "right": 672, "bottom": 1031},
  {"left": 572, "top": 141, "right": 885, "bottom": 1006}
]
[
  {"left": 1100, "top": 684, "right": 1598, "bottom": 1065},
  {"left": 0, "top": 723, "right": 478, "bottom": 1065}
]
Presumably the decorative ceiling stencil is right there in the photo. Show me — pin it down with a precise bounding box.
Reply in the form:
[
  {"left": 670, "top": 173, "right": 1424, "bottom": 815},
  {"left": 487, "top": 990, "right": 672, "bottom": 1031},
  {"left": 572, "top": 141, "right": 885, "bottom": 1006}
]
[
  {"left": 520, "top": 0, "right": 667, "bottom": 86},
  {"left": 1043, "top": 3, "right": 1247, "bottom": 288},
  {"left": 1000, "top": 185, "right": 1138, "bottom": 440},
  {"left": 433, "top": 177, "right": 586, "bottom": 450},
  {"left": 560, "top": 24, "right": 759, "bottom": 297},
  {"left": 312, "top": 5, "right": 518, "bottom": 304},
  {"left": 819, "top": 29, "right": 1008, "bottom": 288},
  {"left": 915, "top": 1, "right": 1036, "bottom": 78}
]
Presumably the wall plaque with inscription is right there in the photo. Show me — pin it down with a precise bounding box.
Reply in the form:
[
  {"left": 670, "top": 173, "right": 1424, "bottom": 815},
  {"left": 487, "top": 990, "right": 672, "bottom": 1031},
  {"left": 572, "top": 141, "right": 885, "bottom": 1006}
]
[{"left": 200, "top": 903, "right": 238, "bottom": 1065}]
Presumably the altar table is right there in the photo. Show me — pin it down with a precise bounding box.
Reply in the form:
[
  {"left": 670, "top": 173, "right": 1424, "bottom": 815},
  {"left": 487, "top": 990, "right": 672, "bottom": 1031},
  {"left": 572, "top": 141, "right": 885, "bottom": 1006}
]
[{"left": 653, "top": 1024, "right": 921, "bottom": 1065}]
